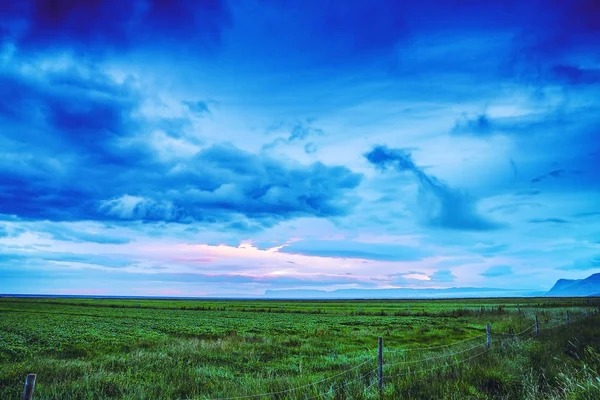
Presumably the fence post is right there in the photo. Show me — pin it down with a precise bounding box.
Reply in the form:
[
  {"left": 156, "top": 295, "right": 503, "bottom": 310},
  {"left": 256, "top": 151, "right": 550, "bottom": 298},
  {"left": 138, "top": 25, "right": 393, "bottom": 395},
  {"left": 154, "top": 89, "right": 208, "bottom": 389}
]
[
  {"left": 566, "top": 310, "right": 570, "bottom": 327},
  {"left": 486, "top": 323, "right": 491, "bottom": 349},
  {"left": 517, "top": 304, "right": 520, "bottom": 313},
  {"left": 585, "top": 309, "right": 589, "bottom": 318},
  {"left": 407, "top": 305, "right": 410, "bottom": 313},
  {"left": 378, "top": 337, "right": 383, "bottom": 398},
  {"left": 22, "top": 374, "right": 36, "bottom": 400},
  {"left": 535, "top": 315, "right": 539, "bottom": 338}
]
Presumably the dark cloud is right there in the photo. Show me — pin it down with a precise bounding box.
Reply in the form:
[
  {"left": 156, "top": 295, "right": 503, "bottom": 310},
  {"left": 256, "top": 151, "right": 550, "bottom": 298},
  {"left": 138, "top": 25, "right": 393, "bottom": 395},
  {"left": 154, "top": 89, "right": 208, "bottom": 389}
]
[
  {"left": 557, "top": 254, "right": 600, "bottom": 271},
  {"left": 278, "top": 240, "right": 425, "bottom": 261},
  {"left": 503, "top": 1, "right": 600, "bottom": 86},
  {"left": 551, "top": 65, "right": 600, "bottom": 85},
  {"left": 0, "top": 68, "right": 362, "bottom": 226},
  {"left": 0, "top": 0, "right": 231, "bottom": 54},
  {"left": 184, "top": 100, "right": 212, "bottom": 117},
  {"left": 451, "top": 114, "right": 493, "bottom": 136},
  {"left": 480, "top": 265, "right": 513, "bottom": 278},
  {"left": 365, "top": 145, "right": 501, "bottom": 231},
  {"left": 529, "top": 218, "right": 569, "bottom": 224},
  {"left": 531, "top": 169, "right": 566, "bottom": 184},
  {"left": 251, "top": 0, "right": 407, "bottom": 67}
]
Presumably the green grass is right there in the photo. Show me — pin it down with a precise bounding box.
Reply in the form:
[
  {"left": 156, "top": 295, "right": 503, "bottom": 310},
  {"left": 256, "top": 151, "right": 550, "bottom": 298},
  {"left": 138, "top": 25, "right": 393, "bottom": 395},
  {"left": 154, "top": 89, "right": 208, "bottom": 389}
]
[{"left": 0, "top": 297, "right": 598, "bottom": 399}]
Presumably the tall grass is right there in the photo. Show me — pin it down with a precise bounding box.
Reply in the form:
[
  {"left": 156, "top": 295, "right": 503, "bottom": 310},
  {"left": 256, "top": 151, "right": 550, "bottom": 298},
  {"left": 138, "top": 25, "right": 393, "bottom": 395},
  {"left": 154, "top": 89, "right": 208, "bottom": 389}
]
[{"left": 0, "top": 300, "right": 598, "bottom": 399}]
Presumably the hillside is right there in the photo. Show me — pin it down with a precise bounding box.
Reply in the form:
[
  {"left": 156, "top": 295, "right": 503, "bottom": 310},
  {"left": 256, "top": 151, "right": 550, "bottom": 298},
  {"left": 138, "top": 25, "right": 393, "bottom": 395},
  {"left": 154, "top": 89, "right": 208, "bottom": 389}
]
[{"left": 546, "top": 273, "right": 600, "bottom": 296}]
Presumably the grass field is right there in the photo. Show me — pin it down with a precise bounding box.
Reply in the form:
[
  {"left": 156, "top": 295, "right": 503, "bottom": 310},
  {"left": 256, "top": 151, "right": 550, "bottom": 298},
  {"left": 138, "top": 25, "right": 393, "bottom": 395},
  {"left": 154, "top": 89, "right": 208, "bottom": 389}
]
[{"left": 1, "top": 297, "right": 599, "bottom": 399}]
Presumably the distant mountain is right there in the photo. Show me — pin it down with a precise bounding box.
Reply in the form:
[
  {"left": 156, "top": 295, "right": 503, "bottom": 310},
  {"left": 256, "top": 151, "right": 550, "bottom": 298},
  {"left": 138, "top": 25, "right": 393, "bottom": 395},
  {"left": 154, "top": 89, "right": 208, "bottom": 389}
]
[
  {"left": 264, "top": 287, "right": 537, "bottom": 299},
  {"left": 546, "top": 273, "right": 600, "bottom": 297}
]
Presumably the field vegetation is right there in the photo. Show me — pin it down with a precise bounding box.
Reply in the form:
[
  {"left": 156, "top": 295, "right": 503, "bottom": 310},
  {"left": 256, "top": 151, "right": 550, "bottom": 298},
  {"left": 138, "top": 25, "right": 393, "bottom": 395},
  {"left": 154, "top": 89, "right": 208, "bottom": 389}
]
[{"left": 0, "top": 297, "right": 598, "bottom": 399}]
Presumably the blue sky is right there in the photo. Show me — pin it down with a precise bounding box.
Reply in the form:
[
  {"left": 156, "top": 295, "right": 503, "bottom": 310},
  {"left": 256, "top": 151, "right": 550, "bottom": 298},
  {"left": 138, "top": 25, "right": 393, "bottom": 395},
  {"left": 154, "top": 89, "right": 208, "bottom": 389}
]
[{"left": 1, "top": 0, "right": 599, "bottom": 296}]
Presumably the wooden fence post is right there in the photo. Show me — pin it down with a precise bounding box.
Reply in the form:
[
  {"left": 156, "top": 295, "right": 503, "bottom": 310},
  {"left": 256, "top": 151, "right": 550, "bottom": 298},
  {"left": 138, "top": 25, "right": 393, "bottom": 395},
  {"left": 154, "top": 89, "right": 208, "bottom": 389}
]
[
  {"left": 486, "top": 323, "right": 491, "bottom": 349},
  {"left": 566, "top": 310, "right": 570, "bottom": 327},
  {"left": 22, "top": 374, "right": 36, "bottom": 400},
  {"left": 378, "top": 337, "right": 383, "bottom": 398},
  {"left": 535, "top": 315, "right": 539, "bottom": 338},
  {"left": 585, "top": 309, "right": 589, "bottom": 318},
  {"left": 517, "top": 304, "right": 520, "bottom": 313}
]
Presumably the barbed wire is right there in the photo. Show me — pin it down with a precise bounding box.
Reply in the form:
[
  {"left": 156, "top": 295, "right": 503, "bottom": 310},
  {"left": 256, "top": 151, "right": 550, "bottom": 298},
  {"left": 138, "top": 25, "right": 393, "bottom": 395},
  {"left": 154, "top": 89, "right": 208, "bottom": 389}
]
[
  {"left": 383, "top": 333, "right": 487, "bottom": 354},
  {"left": 303, "top": 367, "right": 379, "bottom": 400},
  {"left": 385, "top": 346, "right": 491, "bottom": 380},
  {"left": 494, "top": 323, "right": 536, "bottom": 338},
  {"left": 383, "top": 342, "right": 485, "bottom": 368},
  {"left": 210, "top": 313, "right": 594, "bottom": 400},
  {"left": 211, "top": 355, "right": 376, "bottom": 400}
]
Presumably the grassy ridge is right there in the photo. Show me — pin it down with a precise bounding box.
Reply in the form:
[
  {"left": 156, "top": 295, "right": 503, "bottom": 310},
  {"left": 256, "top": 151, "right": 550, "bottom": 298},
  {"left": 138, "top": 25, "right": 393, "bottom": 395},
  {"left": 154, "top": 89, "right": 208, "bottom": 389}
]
[{"left": 0, "top": 298, "right": 598, "bottom": 399}]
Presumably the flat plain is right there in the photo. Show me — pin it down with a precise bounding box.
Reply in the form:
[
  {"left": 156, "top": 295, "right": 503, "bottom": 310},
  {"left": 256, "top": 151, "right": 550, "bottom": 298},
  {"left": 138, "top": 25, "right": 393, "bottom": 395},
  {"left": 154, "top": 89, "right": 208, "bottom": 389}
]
[{"left": 1, "top": 297, "right": 598, "bottom": 399}]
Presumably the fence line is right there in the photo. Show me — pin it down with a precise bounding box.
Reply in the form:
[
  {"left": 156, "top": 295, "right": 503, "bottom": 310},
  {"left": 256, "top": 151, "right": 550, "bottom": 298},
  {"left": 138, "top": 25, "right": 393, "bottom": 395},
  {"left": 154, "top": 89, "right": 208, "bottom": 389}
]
[
  {"left": 304, "top": 367, "right": 380, "bottom": 400},
  {"left": 383, "top": 333, "right": 487, "bottom": 354},
  {"left": 212, "top": 356, "right": 377, "bottom": 400},
  {"left": 385, "top": 346, "right": 491, "bottom": 380},
  {"left": 383, "top": 342, "right": 485, "bottom": 368},
  {"left": 494, "top": 323, "right": 536, "bottom": 337},
  {"left": 212, "top": 313, "right": 584, "bottom": 400}
]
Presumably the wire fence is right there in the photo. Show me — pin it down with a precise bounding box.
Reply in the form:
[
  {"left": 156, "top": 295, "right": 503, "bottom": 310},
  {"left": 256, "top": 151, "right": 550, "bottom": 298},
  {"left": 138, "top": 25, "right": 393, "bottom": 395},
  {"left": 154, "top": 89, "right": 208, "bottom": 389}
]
[{"left": 207, "top": 310, "right": 595, "bottom": 400}]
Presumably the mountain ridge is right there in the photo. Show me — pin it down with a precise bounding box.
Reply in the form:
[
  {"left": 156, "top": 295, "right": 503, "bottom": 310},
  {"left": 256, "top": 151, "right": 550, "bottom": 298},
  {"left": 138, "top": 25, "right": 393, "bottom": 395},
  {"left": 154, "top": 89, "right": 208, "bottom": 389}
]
[
  {"left": 264, "top": 286, "right": 540, "bottom": 299},
  {"left": 546, "top": 273, "right": 600, "bottom": 296}
]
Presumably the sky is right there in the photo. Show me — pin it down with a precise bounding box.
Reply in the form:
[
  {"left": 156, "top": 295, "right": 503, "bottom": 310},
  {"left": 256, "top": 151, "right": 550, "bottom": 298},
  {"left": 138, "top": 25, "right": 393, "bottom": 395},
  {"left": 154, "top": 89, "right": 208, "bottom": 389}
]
[{"left": 1, "top": 0, "right": 599, "bottom": 297}]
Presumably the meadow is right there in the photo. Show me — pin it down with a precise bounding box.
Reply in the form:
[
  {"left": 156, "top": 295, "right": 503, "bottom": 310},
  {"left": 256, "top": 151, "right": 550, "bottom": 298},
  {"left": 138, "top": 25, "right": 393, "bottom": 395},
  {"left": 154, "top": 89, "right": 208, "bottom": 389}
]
[{"left": 0, "top": 297, "right": 599, "bottom": 399}]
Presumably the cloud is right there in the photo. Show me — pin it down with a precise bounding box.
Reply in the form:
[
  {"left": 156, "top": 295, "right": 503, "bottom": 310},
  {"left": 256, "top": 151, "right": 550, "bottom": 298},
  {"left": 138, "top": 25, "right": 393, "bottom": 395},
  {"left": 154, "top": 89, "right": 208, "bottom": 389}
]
[
  {"left": 0, "top": 248, "right": 132, "bottom": 269},
  {"left": 0, "top": 0, "right": 231, "bottom": 54},
  {"left": 531, "top": 169, "right": 567, "bottom": 184},
  {"left": 386, "top": 271, "right": 431, "bottom": 285},
  {"left": 278, "top": 239, "right": 425, "bottom": 261},
  {"left": 551, "top": 65, "right": 600, "bottom": 85},
  {"left": 529, "top": 218, "right": 569, "bottom": 224},
  {"left": 184, "top": 100, "right": 212, "bottom": 117},
  {"left": 471, "top": 243, "right": 509, "bottom": 256},
  {"left": 556, "top": 254, "right": 600, "bottom": 271},
  {"left": 488, "top": 202, "right": 542, "bottom": 215},
  {"left": 0, "top": 66, "right": 363, "bottom": 226},
  {"left": 451, "top": 114, "right": 493, "bottom": 136},
  {"left": 480, "top": 265, "right": 513, "bottom": 278},
  {"left": 131, "top": 272, "right": 368, "bottom": 287},
  {"left": 304, "top": 142, "right": 318, "bottom": 154},
  {"left": 36, "top": 223, "right": 132, "bottom": 245},
  {"left": 429, "top": 269, "right": 456, "bottom": 283},
  {"left": 0, "top": 224, "right": 25, "bottom": 238},
  {"left": 365, "top": 145, "right": 501, "bottom": 231},
  {"left": 262, "top": 120, "right": 325, "bottom": 151},
  {"left": 514, "top": 189, "right": 541, "bottom": 196}
]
